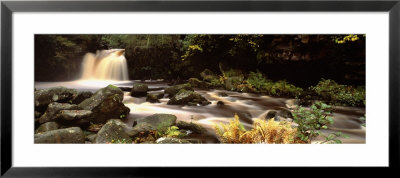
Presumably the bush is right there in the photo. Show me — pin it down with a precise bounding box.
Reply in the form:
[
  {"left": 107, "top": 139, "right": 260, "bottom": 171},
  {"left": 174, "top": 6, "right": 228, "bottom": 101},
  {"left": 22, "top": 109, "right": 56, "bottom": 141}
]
[
  {"left": 292, "top": 101, "right": 348, "bottom": 143},
  {"left": 214, "top": 114, "right": 298, "bottom": 144},
  {"left": 310, "top": 79, "right": 365, "bottom": 106},
  {"left": 245, "top": 72, "right": 303, "bottom": 97}
]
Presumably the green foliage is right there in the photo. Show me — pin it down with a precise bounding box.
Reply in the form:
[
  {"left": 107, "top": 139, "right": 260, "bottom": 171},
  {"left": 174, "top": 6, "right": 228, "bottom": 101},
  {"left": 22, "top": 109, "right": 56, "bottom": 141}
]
[
  {"left": 310, "top": 79, "right": 365, "bottom": 106},
  {"left": 245, "top": 72, "right": 303, "bottom": 97},
  {"left": 156, "top": 123, "right": 186, "bottom": 138},
  {"left": 292, "top": 101, "right": 334, "bottom": 143},
  {"left": 321, "top": 132, "right": 349, "bottom": 144},
  {"left": 333, "top": 34, "right": 361, "bottom": 44}
]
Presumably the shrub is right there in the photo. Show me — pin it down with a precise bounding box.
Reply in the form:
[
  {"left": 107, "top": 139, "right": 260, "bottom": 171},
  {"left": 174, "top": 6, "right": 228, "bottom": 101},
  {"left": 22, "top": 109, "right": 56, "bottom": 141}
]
[
  {"left": 310, "top": 79, "right": 365, "bottom": 106},
  {"left": 245, "top": 72, "right": 303, "bottom": 97},
  {"left": 292, "top": 101, "right": 334, "bottom": 143},
  {"left": 214, "top": 114, "right": 298, "bottom": 144},
  {"left": 292, "top": 101, "right": 348, "bottom": 143}
]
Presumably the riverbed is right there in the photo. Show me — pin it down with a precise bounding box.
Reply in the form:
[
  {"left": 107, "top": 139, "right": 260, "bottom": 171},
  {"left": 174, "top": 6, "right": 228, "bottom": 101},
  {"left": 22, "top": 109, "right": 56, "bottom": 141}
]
[{"left": 35, "top": 80, "right": 366, "bottom": 144}]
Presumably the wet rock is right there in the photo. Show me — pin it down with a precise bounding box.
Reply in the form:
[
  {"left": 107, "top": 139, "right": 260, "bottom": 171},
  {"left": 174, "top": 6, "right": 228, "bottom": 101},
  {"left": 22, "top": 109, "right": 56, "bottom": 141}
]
[
  {"left": 86, "top": 134, "right": 97, "bottom": 143},
  {"left": 167, "top": 89, "right": 210, "bottom": 106},
  {"left": 56, "top": 110, "right": 94, "bottom": 127},
  {"left": 164, "top": 84, "right": 193, "bottom": 97},
  {"left": 35, "top": 122, "right": 59, "bottom": 134},
  {"left": 188, "top": 78, "right": 211, "bottom": 89},
  {"left": 34, "top": 127, "right": 85, "bottom": 143},
  {"left": 218, "top": 92, "right": 228, "bottom": 97},
  {"left": 95, "top": 119, "right": 133, "bottom": 144},
  {"left": 278, "top": 108, "right": 293, "bottom": 119},
  {"left": 135, "top": 114, "right": 177, "bottom": 131},
  {"left": 176, "top": 121, "right": 205, "bottom": 134},
  {"left": 78, "top": 85, "right": 130, "bottom": 124},
  {"left": 156, "top": 137, "right": 191, "bottom": 144},
  {"left": 265, "top": 110, "right": 278, "bottom": 120},
  {"left": 38, "top": 102, "right": 81, "bottom": 124},
  {"left": 217, "top": 101, "right": 225, "bottom": 106},
  {"left": 146, "top": 92, "right": 164, "bottom": 103},
  {"left": 200, "top": 69, "right": 218, "bottom": 82},
  {"left": 127, "top": 122, "right": 155, "bottom": 137},
  {"left": 118, "top": 87, "right": 132, "bottom": 92},
  {"left": 71, "top": 91, "right": 93, "bottom": 104},
  {"left": 87, "top": 123, "right": 104, "bottom": 133},
  {"left": 34, "top": 87, "right": 78, "bottom": 112},
  {"left": 131, "top": 83, "right": 148, "bottom": 97}
]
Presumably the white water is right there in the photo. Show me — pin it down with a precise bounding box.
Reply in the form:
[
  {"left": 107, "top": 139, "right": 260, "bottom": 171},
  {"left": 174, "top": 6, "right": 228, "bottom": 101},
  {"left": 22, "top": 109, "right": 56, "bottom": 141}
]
[{"left": 80, "top": 49, "right": 129, "bottom": 81}]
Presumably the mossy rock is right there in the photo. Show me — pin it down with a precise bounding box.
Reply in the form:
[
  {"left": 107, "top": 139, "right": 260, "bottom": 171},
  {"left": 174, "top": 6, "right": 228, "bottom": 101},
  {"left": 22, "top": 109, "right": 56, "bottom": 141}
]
[
  {"left": 34, "top": 87, "right": 78, "bottom": 112},
  {"left": 34, "top": 127, "right": 85, "bottom": 143},
  {"left": 78, "top": 85, "right": 130, "bottom": 124},
  {"left": 131, "top": 83, "right": 148, "bottom": 97},
  {"left": 35, "top": 122, "right": 59, "bottom": 134},
  {"left": 188, "top": 78, "right": 211, "bottom": 89},
  {"left": 164, "top": 84, "right": 193, "bottom": 97},
  {"left": 95, "top": 119, "right": 133, "bottom": 144}
]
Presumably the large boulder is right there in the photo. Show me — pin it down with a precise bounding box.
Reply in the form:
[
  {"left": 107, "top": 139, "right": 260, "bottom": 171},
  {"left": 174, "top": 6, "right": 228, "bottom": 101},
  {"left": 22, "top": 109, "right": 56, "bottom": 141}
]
[
  {"left": 34, "top": 127, "right": 85, "bottom": 143},
  {"left": 188, "top": 78, "right": 211, "bottom": 89},
  {"left": 200, "top": 69, "right": 218, "bottom": 82},
  {"left": 131, "top": 83, "right": 148, "bottom": 97},
  {"left": 167, "top": 89, "right": 210, "bottom": 106},
  {"left": 176, "top": 121, "right": 205, "bottom": 134},
  {"left": 78, "top": 85, "right": 130, "bottom": 124},
  {"left": 35, "top": 122, "right": 59, "bottom": 134},
  {"left": 56, "top": 110, "right": 94, "bottom": 127},
  {"left": 71, "top": 91, "right": 93, "bottom": 104},
  {"left": 38, "top": 102, "right": 81, "bottom": 124},
  {"left": 34, "top": 87, "right": 78, "bottom": 112},
  {"left": 95, "top": 119, "right": 133, "bottom": 144},
  {"left": 135, "top": 114, "right": 177, "bottom": 131},
  {"left": 164, "top": 84, "right": 193, "bottom": 97}
]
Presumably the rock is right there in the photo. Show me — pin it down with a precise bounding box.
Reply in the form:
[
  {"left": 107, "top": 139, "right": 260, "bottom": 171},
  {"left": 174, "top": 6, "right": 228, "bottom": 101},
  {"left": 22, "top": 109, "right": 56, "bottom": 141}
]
[
  {"left": 188, "top": 78, "right": 211, "bottom": 89},
  {"left": 176, "top": 121, "right": 205, "bottom": 134},
  {"left": 95, "top": 119, "right": 133, "bottom": 144},
  {"left": 87, "top": 123, "right": 104, "bottom": 133},
  {"left": 57, "top": 110, "right": 93, "bottom": 121},
  {"left": 35, "top": 122, "right": 59, "bottom": 134},
  {"left": 218, "top": 92, "right": 228, "bottom": 97},
  {"left": 131, "top": 83, "right": 148, "bottom": 97},
  {"left": 200, "top": 69, "right": 218, "bottom": 82},
  {"left": 71, "top": 91, "right": 93, "bottom": 104},
  {"left": 55, "top": 110, "right": 93, "bottom": 127},
  {"left": 86, "top": 134, "right": 97, "bottom": 143},
  {"left": 38, "top": 102, "right": 81, "bottom": 124},
  {"left": 146, "top": 93, "right": 164, "bottom": 103},
  {"left": 78, "top": 85, "right": 130, "bottom": 124},
  {"left": 156, "top": 137, "right": 191, "bottom": 144},
  {"left": 135, "top": 114, "right": 177, "bottom": 131},
  {"left": 278, "top": 108, "right": 293, "bottom": 119},
  {"left": 34, "top": 87, "right": 78, "bottom": 112},
  {"left": 217, "top": 101, "right": 224, "bottom": 106},
  {"left": 164, "top": 84, "right": 193, "bottom": 97},
  {"left": 126, "top": 122, "right": 155, "bottom": 137},
  {"left": 167, "top": 89, "right": 210, "bottom": 106},
  {"left": 34, "top": 127, "right": 85, "bottom": 143},
  {"left": 118, "top": 87, "right": 132, "bottom": 92},
  {"left": 265, "top": 110, "right": 278, "bottom": 120}
]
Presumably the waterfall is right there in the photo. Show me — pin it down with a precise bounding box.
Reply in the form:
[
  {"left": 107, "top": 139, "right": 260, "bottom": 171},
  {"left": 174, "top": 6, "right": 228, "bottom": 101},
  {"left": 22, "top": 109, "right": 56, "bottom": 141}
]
[{"left": 80, "top": 49, "right": 129, "bottom": 81}]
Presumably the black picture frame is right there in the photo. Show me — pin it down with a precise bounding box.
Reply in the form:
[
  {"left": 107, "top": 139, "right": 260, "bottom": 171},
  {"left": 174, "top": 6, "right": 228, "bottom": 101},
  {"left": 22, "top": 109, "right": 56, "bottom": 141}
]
[{"left": 1, "top": 0, "right": 399, "bottom": 177}]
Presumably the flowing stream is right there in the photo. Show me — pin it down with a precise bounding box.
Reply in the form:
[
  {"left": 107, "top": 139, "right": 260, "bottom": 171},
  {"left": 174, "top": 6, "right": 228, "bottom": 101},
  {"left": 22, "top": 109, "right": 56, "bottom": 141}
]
[{"left": 35, "top": 80, "right": 366, "bottom": 144}]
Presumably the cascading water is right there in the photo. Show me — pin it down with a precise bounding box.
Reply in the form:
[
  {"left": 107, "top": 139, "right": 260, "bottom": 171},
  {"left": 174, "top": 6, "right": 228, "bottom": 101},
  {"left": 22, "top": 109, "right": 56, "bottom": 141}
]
[{"left": 80, "top": 49, "right": 129, "bottom": 81}]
